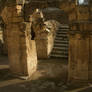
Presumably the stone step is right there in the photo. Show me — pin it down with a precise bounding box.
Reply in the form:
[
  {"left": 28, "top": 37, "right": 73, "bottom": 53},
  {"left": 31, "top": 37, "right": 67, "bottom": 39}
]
[
  {"left": 56, "top": 33, "right": 68, "bottom": 36},
  {"left": 55, "top": 37, "right": 68, "bottom": 40},
  {"left": 58, "top": 27, "right": 69, "bottom": 29},
  {"left": 50, "top": 24, "right": 69, "bottom": 58},
  {"left": 53, "top": 49, "right": 68, "bottom": 53},
  {"left": 53, "top": 47, "right": 68, "bottom": 50},
  {"left": 57, "top": 31, "right": 68, "bottom": 34},
  {"left": 59, "top": 27, "right": 69, "bottom": 29},
  {"left": 60, "top": 24, "right": 69, "bottom": 27},
  {"left": 54, "top": 43, "right": 69, "bottom": 47},
  {"left": 50, "top": 54, "right": 68, "bottom": 58},
  {"left": 54, "top": 40, "right": 69, "bottom": 44},
  {"left": 52, "top": 50, "right": 68, "bottom": 55},
  {"left": 56, "top": 34, "right": 68, "bottom": 37},
  {"left": 57, "top": 29, "right": 69, "bottom": 32}
]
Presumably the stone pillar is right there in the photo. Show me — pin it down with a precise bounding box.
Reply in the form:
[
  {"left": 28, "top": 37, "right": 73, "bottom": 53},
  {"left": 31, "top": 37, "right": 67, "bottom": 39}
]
[
  {"left": 68, "top": 2, "right": 92, "bottom": 83},
  {"left": 1, "top": 0, "right": 37, "bottom": 77},
  {"left": 68, "top": 22, "right": 92, "bottom": 83},
  {"left": 68, "top": 23, "right": 89, "bottom": 82}
]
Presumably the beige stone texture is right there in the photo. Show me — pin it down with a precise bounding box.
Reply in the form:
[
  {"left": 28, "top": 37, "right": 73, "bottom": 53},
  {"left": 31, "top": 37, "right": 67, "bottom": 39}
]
[
  {"left": 48, "top": 33, "right": 55, "bottom": 56},
  {"left": 0, "top": 1, "right": 37, "bottom": 77},
  {"left": 31, "top": 10, "right": 59, "bottom": 59},
  {"left": 6, "top": 23, "right": 37, "bottom": 76},
  {"left": 77, "top": 6, "right": 89, "bottom": 21},
  {"left": 69, "top": 22, "right": 92, "bottom": 83},
  {"left": 35, "top": 30, "right": 56, "bottom": 59},
  {"left": 35, "top": 37, "right": 48, "bottom": 59}
]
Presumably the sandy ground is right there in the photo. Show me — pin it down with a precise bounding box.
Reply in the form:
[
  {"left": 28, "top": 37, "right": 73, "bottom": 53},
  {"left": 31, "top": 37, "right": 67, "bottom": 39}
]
[{"left": 0, "top": 55, "right": 92, "bottom": 92}]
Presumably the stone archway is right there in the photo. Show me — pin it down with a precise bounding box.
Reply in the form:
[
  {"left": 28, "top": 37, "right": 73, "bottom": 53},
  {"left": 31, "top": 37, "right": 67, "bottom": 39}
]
[{"left": 0, "top": 0, "right": 37, "bottom": 78}]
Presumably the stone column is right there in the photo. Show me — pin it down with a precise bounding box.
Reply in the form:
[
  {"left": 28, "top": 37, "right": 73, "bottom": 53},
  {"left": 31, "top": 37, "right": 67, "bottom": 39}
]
[
  {"left": 1, "top": 0, "right": 37, "bottom": 77},
  {"left": 68, "top": 22, "right": 92, "bottom": 83},
  {"left": 69, "top": 22, "right": 88, "bottom": 82},
  {"left": 68, "top": 1, "right": 92, "bottom": 83}
]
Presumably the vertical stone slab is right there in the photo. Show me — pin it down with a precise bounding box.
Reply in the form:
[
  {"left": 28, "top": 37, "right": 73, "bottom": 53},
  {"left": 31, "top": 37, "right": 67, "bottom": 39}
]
[
  {"left": 7, "top": 22, "right": 37, "bottom": 76},
  {"left": 68, "top": 34, "right": 78, "bottom": 82},
  {"left": 76, "top": 34, "right": 89, "bottom": 81},
  {"left": 69, "top": 33, "right": 89, "bottom": 82},
  {"left": 68, "top": 0, "right": 92, "bottom": 83},
  {"left": 26, "top": 40, "right": 37, "bottom": 77}
]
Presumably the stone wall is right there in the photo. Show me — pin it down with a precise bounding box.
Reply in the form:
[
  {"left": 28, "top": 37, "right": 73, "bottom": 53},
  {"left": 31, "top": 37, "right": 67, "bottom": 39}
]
[{"left": 42, "top": 8, "right": 68, "bottom": 24}]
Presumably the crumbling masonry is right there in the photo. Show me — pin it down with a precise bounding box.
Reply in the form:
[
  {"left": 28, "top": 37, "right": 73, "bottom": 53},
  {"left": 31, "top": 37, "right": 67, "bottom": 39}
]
[{"left": 0, "top": 0, "right": 37, "bottom": 77}]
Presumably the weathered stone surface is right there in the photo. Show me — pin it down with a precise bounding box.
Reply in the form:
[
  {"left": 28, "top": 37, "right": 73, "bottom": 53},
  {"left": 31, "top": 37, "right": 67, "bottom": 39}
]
[
  {"left": 68, "top": 22, "right": 92, "bottom": 83},
  {"left": 68, "top": 4, "right": 91, "bottom": 22},
  {"left": 35, "top": 38, "right": 48, "bottom": 58},
  {"left": 0, "top": 1, "right": 37, "bottom": 77},
  {"left": 31, "top": 9, "right": 60, "bottom": 58},
  {"left": 68, "top": 1, "right": 92, "bottom": 83},
  {"left": 69, "top": 34, "right": 89, "bottom": 81},
  {"left": 77, "top": 6, "right": 89, "bottom": 21}
]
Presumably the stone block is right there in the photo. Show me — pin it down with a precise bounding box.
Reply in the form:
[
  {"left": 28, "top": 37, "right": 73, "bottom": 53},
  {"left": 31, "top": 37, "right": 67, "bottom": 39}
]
[
  {"left": 77, "top": 6, "right": 89, "bottom": 21},
  {"left": 69, "top": 11, "right": 77, "bottom": 21},
  {"left": 35, "top": 38, "right": 48, "bottom": 58},
  {"left": 69, "top": 33, "right": 89, "bottom": 82},
  {"left": 6, "top": 23, "right": 37, "bottom": 77}
]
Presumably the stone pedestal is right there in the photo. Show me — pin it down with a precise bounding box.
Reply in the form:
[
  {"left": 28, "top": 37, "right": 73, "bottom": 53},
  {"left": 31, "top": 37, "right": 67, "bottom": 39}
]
[{"left": 68, "top": 21, "right": 92, "bottom": 83}]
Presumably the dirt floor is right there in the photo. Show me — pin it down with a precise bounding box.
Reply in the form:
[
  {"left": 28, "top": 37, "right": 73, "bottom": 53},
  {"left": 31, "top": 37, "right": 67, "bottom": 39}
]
[{"left": 0, "top": 55, "right": 92, "bottom": 92}]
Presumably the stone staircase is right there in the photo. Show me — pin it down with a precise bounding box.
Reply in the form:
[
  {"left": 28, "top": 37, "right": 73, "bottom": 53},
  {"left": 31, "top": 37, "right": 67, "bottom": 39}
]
[{"left": 50, "top": 24, "right": 69, "bottom": 58}]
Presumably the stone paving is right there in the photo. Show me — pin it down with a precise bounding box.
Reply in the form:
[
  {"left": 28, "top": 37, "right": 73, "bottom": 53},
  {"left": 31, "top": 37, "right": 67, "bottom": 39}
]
[{"left": 0, "top": 56, "right": 92, "bottom": 92}]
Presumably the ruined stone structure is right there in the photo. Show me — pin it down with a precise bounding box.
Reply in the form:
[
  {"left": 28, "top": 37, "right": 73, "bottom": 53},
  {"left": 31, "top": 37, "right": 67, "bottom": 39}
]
[
  {"left": 68, "top": 0, "right": 92, "bottom": 83},
  {"left": 0, "top": 0, "right": 37, "bottom": 77},
  {"left": 31, "top": 9, "right": 60, "bottom": 58},
  {"left": 0, "top": 0, "right": 92, "bottom": 85}
]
